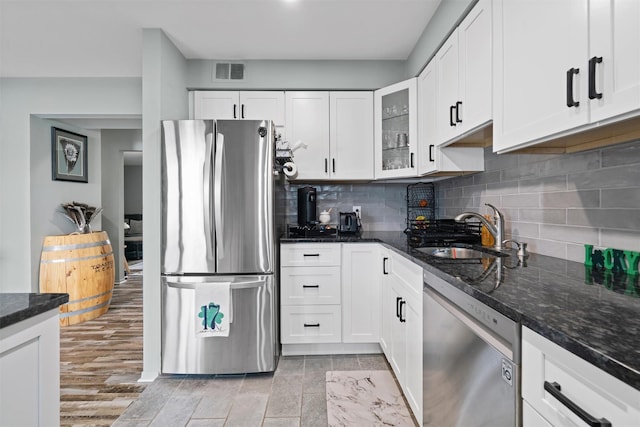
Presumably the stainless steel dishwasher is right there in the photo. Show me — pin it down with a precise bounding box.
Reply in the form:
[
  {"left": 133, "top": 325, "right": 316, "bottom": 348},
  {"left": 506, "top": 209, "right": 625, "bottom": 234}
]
[{"left": 423, "top": 269, "right": 521, "bottom": 426}]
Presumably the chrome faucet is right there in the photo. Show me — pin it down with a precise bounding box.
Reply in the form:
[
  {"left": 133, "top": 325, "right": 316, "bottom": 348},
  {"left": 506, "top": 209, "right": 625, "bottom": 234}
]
[{"left": 454, "top": 203, "right": 505, "bottom": 251}]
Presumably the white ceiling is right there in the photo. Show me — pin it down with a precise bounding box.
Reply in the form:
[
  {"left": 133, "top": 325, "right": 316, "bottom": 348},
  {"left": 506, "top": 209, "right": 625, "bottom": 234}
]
[{"left": 0, "top": 0, "right": 442, "bottom": 78}]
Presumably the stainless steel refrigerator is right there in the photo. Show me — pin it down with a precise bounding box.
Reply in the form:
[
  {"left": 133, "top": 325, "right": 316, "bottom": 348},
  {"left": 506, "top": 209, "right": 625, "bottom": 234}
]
[{"left": 160, "top": 119, "right": 278, "bottom": 374}]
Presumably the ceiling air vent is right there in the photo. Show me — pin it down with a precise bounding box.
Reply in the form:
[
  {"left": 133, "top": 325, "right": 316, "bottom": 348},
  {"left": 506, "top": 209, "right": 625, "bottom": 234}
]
[{"left": 214, "top": 62, "right": 245, "bottom": 80}]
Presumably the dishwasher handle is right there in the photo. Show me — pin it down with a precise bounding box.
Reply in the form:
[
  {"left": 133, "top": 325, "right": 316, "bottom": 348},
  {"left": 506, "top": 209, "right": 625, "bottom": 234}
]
[{"left": 544, "top": 381, "right": 611, "bottom": 427}]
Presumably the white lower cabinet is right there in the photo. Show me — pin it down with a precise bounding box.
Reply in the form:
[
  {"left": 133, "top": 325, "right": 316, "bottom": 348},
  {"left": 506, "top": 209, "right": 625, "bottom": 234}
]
[
  {"left": 280, "top": 243, "right": 381, "bottom": 354},
  {"left": 380, "top": 250, "right": 423, "bottom": 422},
  {"left": 0, "top": 310, "right": 61, "bottom": 427},
  {"left": 379, "top": 247, "right": 393, "bottom": 357},
  {"left": 280, "top": 243, "right": 342, "bottom": 346},
  {"left": 523, "top": 400, "right": 553, "bottom": 427},
  {"left": 280, "top": 305, "right": 342, "bottom": 344},
  {"left": 341, "top": 244, "right": 381, "bottom": 343},
  {"left": 280, "top": 243, "right": 422, "bottom": 422},
  {"left": 522, "top": 326, "right": 640, "bottom": 427}
]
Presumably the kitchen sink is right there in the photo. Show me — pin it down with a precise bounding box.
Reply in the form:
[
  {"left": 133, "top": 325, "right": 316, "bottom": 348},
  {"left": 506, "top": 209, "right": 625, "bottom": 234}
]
[{"left": 415, "top": 246, "right": 502, "bottom": 260}]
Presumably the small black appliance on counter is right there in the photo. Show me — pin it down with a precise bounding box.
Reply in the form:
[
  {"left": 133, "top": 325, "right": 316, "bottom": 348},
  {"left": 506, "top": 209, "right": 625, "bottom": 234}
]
[
  {"left": 338, "top": 212, "right": 360, "bottom": 234},
  {"left": 297, "top": 186, "right": 317, "bottom": 226}
]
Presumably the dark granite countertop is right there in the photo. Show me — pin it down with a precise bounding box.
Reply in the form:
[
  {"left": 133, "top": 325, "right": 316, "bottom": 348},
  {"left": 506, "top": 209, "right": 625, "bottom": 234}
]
[
  {"left": 0, "top": 293, "right": 68, "bottom": 329},
  {"left": 281, "top": 231, "right": 640, "bottom": 391}
]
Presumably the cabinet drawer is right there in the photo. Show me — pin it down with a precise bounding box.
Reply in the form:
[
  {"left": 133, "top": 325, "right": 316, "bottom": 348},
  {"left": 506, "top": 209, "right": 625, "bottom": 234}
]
[
  {"left": 280, "top": 305, "right": 341, "bottom": 344},
  {"left": 281, "top": 266, "right": 341, "bottom": 305},
  {"left": 390, "top": 252, "right": 423, "bottom": 295},
  {"left": 522, "top": 400, "right": 552, "bottom": 427},
  {"left": 280, "top": 244, "right": 341, "bottom": 267},
  {"left": 522, "top": 327, "right": 640, "bottom": 426}
]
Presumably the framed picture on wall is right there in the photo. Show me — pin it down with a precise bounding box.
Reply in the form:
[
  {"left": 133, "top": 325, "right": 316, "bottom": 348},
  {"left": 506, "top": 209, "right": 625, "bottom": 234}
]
[{"left": 51, "top": 127, "right": 88, "bottom": 183}]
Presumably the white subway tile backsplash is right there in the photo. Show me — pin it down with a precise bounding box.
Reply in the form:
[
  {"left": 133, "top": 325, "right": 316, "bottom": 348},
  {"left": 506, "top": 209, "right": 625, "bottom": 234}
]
[
  {"left": 566, "top": 243, "right": 588, "bottom": 263},
  {"left": 501, "top": 193, "right": 540, "bottom": 208},
  {"left": 281, "top": 141, "right": 640, "bottom": 261},
  {"left": 541, "top": 190, "right": 600, "bottom": 208},
  {"left": 600, "top": 228, "right": 640, "bottom": 252},
  {"left": 508, "top": 222, "right": 540, "bottom": 239},
  {"left": 539, "top": 224, "right": 599, "bottom": 245},
  {"left": 567, "top": 208, "right": 640, "bottom": 230},
  {"left": 518, "top": 176, "right": 567, "bottom": 193},
  {"left": 473, "top": 170, "right": 500, "bottom": 185},
  {"left": 462, "top": 184, "right": 487, "bottom": 197},
  {"left": 487, "top": 181, "right": 519, "bottom": 195},
  {"left": 439, "top": 139, "right": 640, "bottom": 261},
  {"left": 601, "top": 139, "right": 640, "bottom": 167},
  {"left": 524, "top": 238, "right": 567, "bottom": 259},
  {"left": 519, "top": 208, "right": 566, "bottom": 224},
  {"left": 601, "top": 188, "right": 640, "bottom": 208},
  {"left": 569, "top": 164, "right": 640, "bottom": 190}
]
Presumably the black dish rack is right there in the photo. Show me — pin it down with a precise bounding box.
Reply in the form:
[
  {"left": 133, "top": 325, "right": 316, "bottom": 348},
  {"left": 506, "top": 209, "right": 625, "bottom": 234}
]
[{"left": 404, "top": 182, "right": 482, "bottom": 247}]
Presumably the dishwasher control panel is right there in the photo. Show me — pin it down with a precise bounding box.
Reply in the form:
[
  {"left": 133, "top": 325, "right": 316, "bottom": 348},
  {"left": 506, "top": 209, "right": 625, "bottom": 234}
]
[{"left": 501, "top": 359, "right": 513, "bottom": 386}]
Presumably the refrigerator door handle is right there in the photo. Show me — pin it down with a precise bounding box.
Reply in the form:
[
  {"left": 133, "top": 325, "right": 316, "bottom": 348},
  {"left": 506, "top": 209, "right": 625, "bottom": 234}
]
[
  {"left": 165, "top": 278, "right": 266, "bottom": 290},
  {"left": 203, "top": 131, "right": 215, "bottom": 260},
  {"left": 214, "top": 132, "right": 225, "bottom": 258}
]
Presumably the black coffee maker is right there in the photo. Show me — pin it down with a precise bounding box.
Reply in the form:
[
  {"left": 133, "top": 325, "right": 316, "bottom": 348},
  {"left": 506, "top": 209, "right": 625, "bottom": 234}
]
[{"left": 297, "top": 186, "right": 317, "bottom": 226}]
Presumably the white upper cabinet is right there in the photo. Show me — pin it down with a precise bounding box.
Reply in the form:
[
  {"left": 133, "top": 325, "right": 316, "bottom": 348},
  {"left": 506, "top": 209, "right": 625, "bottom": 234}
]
[
  {"left": 330, "top": 92, "right": 374, "bottom": 180},
  {"left": 193, "top": 91, "right": 238, "bottom": 119},
  {"left": 286, "top": 91, "right": 331, "bottom": 180},
  {"left": 418, "top": 58, "right": 485, "bottom": 176},
  {"left": 418, "top": 60, "right": 439, "bottom": 175},
  {"left": 493, "top": 0, "right": 640, "bottom": 153},
  {"left": 192, "top": 91, "right": 285, "bottom": 127},
  {"left": 436, "top": 0, "right": 492, "bottom": 146},
  {"left": 374, "top": 78, "right": 418, "bottom": 179},
  {"left": 589, "top": 0, "right": 640, "bottom": 123},
  {"left": 286, "top": 91, "right": 373, "bottom": 181}
]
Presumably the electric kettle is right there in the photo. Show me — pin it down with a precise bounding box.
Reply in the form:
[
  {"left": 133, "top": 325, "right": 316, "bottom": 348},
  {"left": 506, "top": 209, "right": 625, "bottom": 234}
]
[{"left": 338, "top": 212, "right": 359, "bottom": 233}]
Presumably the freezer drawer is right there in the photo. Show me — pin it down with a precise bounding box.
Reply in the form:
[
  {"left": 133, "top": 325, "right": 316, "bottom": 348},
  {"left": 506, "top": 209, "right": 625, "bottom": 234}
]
[{"left": 162, "top": 275, "right": 277, "bottom": 374}]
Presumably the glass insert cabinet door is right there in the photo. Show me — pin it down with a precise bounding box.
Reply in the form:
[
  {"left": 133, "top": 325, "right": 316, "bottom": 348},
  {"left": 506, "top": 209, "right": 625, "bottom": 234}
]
[{"left": 374, "top": 78, "right": 418, "bottom": 179}]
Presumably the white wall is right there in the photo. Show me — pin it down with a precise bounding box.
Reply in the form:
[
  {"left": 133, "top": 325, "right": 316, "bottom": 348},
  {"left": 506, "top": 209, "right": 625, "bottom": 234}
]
[
  {"left": 404, "top": 0, "right": 476, "bottom": 77},
  {"left": 141, "top": 29, "right": 189, "bottom": 381},
  {"left": 124, "top": 166, "right": 143, "bottom": 214},
  {"left": 187, "top": 59, "right": 405, "bottom": 90},
  {"left": 101, "top": 129, "right": 143, "bottom": 282},
  {"left": 29, "top": 117, "right": 103, "bottom": 290},
  {"left": 0, "top": 78, "right": 141, "bottom": 292}
]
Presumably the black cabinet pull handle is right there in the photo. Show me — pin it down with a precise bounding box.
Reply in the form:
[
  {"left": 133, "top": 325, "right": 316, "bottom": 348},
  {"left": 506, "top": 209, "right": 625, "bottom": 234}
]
[
  {"left": 566, "top": 68, "right": 580, "bottom": 107},
  {"left": 324, "top": 158, "right": 328, "bottom": 173},
  {"left": 241, "top": 104, "right": 245, "bottom": 118},
  {"left": 396, "top": 297, "right": 402, "bottom": 318},
  {"left": 588, "top": 56, "right": 603, "bottom": 100},
  {"left": 410, "top": 153, "right": 414, "bottom": 168},
  {"left": 544, "top": 381, "right": 611, "bottom": 427},
  {"left": 449, "top": 105, "right": 457, "bottom": 126},
  {"left": 303, "top": 253, "right": 320, "bottom": 257},
  {"left": 233, "top": 104, "right": 237, "bottom": 119},
  {"left": 332, "top": 158, "right": 336, "bottom": 173},
  {"left": 304, "top": 323, "right": 320, "bottom": 328},
  {"left": 302, "top": 284, "right": 319, "bottom": 288},
  {"left": 383, "top": 257, "right": 389, "bottom": 275},
  {"left": 399, "top": 300, "right": 406, "bottom": 323},
  {"left": 455, "top": 101, "right": 462, "bottom": 123},
  {"left": 429, "top": 144, "right": 434, "bottom": 162}
]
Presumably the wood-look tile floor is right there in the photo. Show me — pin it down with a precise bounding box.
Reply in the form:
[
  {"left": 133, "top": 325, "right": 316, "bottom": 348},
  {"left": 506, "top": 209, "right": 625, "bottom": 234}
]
[
  {"left": 60, "top": 266, "right": 404, "bottom": 426},
  {"left": 60, "top": 271, "right": 146, "bottom": 426}
]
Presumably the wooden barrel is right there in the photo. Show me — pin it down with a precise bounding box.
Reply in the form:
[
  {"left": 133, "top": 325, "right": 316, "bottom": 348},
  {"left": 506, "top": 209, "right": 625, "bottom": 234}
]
[{"left": 39, "top": 231, "right": 115, "bottom": 326}]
